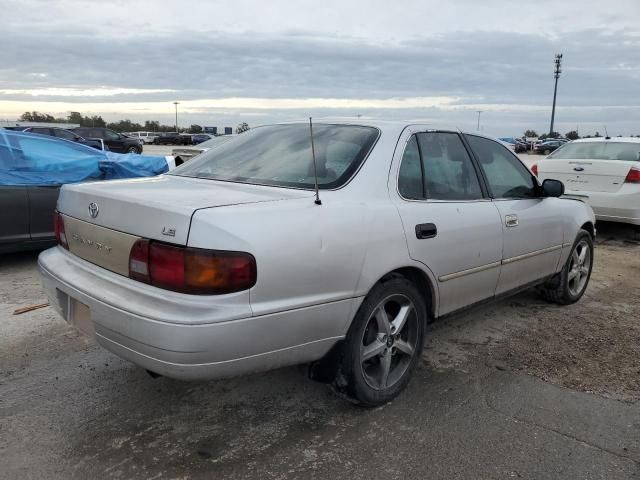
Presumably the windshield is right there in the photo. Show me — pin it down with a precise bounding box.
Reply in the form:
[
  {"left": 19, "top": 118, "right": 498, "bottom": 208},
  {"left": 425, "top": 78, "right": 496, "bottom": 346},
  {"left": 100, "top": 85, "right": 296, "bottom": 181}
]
[
  {"left": 549, "top": 141, "right": 640, "bottom": 161},
  {"left": 171, "top": 124, "right": 379, "bottom": 189}
]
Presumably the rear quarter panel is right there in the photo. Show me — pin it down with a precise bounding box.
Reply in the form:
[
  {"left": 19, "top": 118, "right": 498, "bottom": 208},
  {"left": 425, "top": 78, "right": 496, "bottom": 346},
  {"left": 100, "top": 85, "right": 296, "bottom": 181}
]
[{"left": 187, "top": 191, "right": 432, "bottom": 333}]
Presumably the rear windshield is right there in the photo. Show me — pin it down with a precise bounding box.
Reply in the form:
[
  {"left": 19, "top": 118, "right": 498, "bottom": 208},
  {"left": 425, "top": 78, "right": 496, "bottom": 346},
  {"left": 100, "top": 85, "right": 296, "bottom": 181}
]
[
  {"left": 549, "top": 142, "right": 640, "bottom": 161},
  {"left": 171, "top": 124, "right": 379, "bottom": 189}
]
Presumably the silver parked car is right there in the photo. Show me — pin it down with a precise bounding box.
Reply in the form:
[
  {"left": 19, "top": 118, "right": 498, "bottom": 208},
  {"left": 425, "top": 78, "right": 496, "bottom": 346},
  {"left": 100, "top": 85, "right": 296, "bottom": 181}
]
[{"left": 39, "top": 121, "right": 595, "bottom": 406}]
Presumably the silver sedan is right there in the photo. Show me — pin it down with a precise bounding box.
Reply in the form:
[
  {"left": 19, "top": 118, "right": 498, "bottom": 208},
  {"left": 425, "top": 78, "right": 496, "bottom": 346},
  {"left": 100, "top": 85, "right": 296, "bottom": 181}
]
[{"left": 39, "top": 121, "right": 595, "bottom": 406}]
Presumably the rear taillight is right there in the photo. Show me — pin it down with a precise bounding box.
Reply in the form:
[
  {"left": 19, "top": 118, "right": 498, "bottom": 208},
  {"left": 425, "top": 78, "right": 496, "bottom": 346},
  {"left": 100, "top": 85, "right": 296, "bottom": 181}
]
[
  {"left": 128, "top": 240, "right": 256, "bottom": 295},
  {"left": 625, "top": 166, "right": 640, "bottom": 183},
  {"left": 53, "top": 211, "right": 69, "bottom": 250},
  {"left": 128, "top": 239, "right": 150, "bottom": 283},
  {"left": 531, "top": 163, "right": 538, "bottom": 176}
]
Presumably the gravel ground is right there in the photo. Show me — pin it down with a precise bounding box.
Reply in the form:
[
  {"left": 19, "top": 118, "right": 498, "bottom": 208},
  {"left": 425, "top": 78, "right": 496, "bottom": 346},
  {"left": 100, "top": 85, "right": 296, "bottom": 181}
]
[
  {"left": 491, "top": 222, "right": 640, "bottom": 401},
  {"left": 1, "top": 220, "right": 638, "bottom": 479}
]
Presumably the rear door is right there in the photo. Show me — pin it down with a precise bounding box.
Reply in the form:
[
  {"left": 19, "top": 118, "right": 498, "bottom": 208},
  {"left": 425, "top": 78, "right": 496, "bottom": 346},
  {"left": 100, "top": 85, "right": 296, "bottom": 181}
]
[
  {"left": 0, "top": 132, "right": 31, "bottom": 249},
  {"left": 465, "top": 134, "right": 564, "bottom": 295},
  {"left": 392, "top": 129, "right": 503, "bottom": 316},
  {"left": 27, "top": 186, "right": 61, "bottom": 241}
]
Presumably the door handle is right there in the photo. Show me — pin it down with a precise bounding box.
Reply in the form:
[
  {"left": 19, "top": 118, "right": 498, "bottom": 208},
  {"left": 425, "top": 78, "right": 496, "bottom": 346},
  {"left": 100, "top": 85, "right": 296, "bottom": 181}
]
[
  {"left": 415, "top": 223, "right": 437, "bottom": 239},
  {"left": 505, "top": 214, "right": 519, "bottom": 227}
]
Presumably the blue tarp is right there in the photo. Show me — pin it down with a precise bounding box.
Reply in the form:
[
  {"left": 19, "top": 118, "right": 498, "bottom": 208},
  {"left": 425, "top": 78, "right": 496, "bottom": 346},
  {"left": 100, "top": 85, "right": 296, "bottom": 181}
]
[{"left": 0, "top": 129, "right": 169, "bottom": 186}]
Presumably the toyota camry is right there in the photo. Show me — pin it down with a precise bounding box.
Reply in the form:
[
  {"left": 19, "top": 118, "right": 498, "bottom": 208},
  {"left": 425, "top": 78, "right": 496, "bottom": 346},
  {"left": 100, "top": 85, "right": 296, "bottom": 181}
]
[{"left": 39, "top": 121, "right": 595, "bottom": 406}]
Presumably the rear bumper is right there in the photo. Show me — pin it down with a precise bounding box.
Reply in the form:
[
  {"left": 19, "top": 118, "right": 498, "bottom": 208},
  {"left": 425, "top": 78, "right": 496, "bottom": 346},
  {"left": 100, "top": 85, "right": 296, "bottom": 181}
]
[
  {"left": 38, "top": 247, "right": 352, "bottom": 380},
  {"left": 566, "top": 187, "right": 640, "bottom": 226}
]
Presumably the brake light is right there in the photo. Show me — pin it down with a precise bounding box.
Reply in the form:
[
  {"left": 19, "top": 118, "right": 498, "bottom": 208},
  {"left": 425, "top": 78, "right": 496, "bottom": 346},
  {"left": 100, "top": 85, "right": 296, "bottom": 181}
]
[
  {"left": 625, "top": 166, "right": 640, "bottom": 183},
  {"left": 53, "top": 211, "right": 69, "bottom": 250},
  {"left": 128, "top": 240, "right": 256, "bottom": 295},
  {"left": 531, "top": 163, "right": 538, "bottom": 176}
]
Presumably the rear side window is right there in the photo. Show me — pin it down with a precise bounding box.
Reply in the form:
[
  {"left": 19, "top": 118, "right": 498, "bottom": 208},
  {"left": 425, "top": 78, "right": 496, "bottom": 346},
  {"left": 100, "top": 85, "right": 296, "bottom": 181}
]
[
  {"left": 466, "top": 134, "right": 536, "bottom": 199},
  {"left": 398, "top": 136, "right": 423, "bottom": 199},
  {"left": 418, "top": 132, "right": 483, "bottom": 200},
  {"left": 398, "top": 132, "right": 483, "bottom": 201}
]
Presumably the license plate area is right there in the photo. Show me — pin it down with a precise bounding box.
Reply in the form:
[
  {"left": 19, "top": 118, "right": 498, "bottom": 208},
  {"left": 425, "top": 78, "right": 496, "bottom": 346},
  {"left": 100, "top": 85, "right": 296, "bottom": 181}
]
[{"left": 68, "top": 297, "right": 95, "bottom": 339}]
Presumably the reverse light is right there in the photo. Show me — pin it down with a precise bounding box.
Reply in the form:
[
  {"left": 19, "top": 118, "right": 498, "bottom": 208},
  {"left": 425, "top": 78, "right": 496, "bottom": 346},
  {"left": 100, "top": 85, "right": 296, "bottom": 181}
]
[
  {"left": 53, "top": 211, "right": 69, "bottom": 250},
  {"left": 531, "top": 163, "right": 538, "bottom": 176},
  {"left": 624, "top": 166, "right": 640, "bottom": 183},
  {"left": 128, "top": 240, "right": 256, "bottom": 295}
]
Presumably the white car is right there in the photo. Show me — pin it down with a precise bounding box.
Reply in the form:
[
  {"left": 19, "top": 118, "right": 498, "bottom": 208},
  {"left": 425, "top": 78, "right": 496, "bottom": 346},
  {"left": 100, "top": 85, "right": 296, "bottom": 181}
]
[
  {"left": 39, "top": 121, "right": 595, "bottom": 406},
  {"left": 533, "top": 137, "right": 640, "bottom": 226},
  {"left": 127, "top": 131, "right": 160, "bottom": 144}
]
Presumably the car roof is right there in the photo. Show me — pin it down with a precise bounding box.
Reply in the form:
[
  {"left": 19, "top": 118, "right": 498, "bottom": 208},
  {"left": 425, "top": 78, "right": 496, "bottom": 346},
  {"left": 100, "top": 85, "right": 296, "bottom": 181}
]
[
  {"left": 571, "top": 137, "right": 640, "bottom": 144},
  {"left": 256, "top": 118, "right": 497, "bottom": 140}
]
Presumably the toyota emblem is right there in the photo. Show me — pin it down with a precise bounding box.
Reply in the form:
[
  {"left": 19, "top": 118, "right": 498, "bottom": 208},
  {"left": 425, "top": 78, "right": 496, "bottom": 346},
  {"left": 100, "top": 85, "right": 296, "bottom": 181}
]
[{"left": 88, "top": 202, "right": 99, "bottom": 218}]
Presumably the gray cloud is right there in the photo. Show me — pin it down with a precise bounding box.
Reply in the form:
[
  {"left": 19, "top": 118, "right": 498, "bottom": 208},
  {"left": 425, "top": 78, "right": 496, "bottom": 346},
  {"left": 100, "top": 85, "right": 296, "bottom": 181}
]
[{"left": 1, "top": 4, "right": 640, "bottom": 136}]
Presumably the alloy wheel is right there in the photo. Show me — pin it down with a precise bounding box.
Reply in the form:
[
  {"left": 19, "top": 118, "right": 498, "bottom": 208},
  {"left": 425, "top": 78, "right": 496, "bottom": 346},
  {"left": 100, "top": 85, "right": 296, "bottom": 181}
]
[
  {"left": 360, "top": 294, "right": 419, "bottom": 390},
  {"left": 567, "top": 239, "right": 591, "bottom": 297}
]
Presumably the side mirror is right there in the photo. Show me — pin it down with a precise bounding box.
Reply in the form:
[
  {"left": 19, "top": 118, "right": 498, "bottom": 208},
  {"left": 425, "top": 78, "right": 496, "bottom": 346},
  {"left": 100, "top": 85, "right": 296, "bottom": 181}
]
[{"left": 541, "top": 178, "right": 564, "bottom": 197}]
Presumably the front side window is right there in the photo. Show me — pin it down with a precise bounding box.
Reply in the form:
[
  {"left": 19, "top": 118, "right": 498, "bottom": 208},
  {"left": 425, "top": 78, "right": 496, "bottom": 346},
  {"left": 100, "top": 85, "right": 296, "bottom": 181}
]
[
  {"left": 173, "top": 124, "right": 379, "bottom": 189},
  {"left": 54, "top": 129, "right": 76, "bottom": 140},
  {"left": 104, "top": 129, "right": 120, "bottom": 140},
  {"left": 466, "top": 134, "right": 537, "bottom": 199}
]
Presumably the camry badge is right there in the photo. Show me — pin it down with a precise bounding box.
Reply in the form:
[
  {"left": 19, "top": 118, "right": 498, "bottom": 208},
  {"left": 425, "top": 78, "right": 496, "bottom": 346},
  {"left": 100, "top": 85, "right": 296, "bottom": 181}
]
[
  {"left": 88, "top": 202, "right": 99, "bottom": 218},
  {"left": 162, "top": 226, "right": 176, "bottom": 237}
]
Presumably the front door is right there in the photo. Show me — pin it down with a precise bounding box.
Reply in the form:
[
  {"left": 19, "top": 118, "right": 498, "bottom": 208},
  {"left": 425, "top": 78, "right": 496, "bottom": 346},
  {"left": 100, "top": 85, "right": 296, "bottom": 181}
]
[
  {"left": 392, "top": 130, "right": 504, "bottom": 316},
  {"left": 465, "top": 134, "right": 564, "bottom": 294}
]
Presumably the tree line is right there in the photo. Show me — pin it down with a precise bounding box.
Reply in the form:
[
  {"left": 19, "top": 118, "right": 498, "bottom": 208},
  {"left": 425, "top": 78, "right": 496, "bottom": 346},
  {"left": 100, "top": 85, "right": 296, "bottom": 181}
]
[
  {"left": 18, "top": 111, "right": 249, "bottom": 134},
  {"left": 523, "top": 129, "right": 638, "bottom": 140}
]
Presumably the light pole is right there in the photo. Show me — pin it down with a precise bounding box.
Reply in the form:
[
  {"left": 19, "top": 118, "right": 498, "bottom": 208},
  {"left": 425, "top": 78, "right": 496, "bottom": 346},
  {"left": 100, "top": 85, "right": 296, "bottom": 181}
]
[
  {"left": 476, "top": 110, "right": 483, "bottom": 131},
  {"left": 549, "top": 53, "right": 562, "bottom": 136},
  {"left": 173, "top": 101, "right": 179, "bottom": 132}
]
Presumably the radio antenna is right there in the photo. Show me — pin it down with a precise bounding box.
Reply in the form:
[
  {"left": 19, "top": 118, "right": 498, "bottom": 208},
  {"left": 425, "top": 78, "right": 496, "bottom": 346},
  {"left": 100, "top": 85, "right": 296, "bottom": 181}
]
[{"left": 308, "top": 117, "right": 322, "bottom": 205}]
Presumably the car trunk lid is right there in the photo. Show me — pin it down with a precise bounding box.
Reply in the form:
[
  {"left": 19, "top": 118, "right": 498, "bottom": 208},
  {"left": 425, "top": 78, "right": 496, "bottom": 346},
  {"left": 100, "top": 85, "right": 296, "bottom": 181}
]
[
  {"left": 58, "top": 175, "right": 312, "bottom": 275},
  {"left": 538, "top": 159, "right": 636, "bottom": 193}
]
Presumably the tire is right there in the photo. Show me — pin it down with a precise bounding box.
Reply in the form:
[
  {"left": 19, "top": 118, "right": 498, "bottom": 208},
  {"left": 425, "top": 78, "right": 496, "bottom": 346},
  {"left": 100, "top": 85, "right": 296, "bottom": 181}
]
[
  {"left": 539, "top": 229, "right": 593, "bottom": 305},
  {"left": 127, "top": 145, "right": 140, "bottom": 154},
  {"left": 334, "top": 274, "right": 426, "bottom": 406},
  {"left": 543, "top": 148, "right": 551, "bottom": 155}
]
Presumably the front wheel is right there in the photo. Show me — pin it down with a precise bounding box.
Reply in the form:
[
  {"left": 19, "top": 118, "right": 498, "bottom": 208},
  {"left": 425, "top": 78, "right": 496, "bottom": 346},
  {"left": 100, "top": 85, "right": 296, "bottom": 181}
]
[
  {"left": 127, "top": 146, "right": 140, "bottom": 154},
  {"left": 335, "top": 274, "right": 426, "bottom": 406},
  {"left": 543, "top": 148, "right": 551, "bottom": 155},
  {"left": 539, "top": 229, "right": 593, "bottom": 305}
]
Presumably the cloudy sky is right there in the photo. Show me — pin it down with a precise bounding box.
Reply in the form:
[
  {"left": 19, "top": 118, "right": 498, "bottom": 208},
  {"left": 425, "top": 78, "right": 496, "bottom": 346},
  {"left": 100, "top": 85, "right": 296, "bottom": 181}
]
[{"left": 2, "top": 0, "right": 640, "bottom": 136}]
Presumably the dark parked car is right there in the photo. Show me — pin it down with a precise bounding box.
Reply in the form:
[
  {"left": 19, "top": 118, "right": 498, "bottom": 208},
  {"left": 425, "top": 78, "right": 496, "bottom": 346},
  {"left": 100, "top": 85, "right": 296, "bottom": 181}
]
[
  {"left": 6, "top": 126, "right": 106, "bottom": 151},
  {"left": 0, "top": 130, "right": 170, "bottom": 254},
  {"left": 72, "top": 127, "right": 143, "bottom": 154},
  {"left": 154, "top": 132, "right": 191, "bottom": 145},
  {"left": 534, "top": 140, "right": 564, "bottom": 155},
  {"left": 191, "top": 133, "right": 212, "bottom": 144},
  {"left": 514, "top": 140, "right": 529, "bottom": 153}
]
